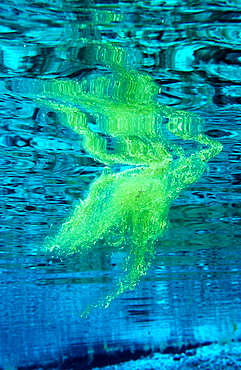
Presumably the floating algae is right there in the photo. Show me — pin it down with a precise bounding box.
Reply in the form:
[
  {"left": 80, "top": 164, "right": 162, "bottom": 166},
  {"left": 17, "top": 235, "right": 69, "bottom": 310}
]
[{"left": 8, "top": 41, "right": 222, "bottom": 311}]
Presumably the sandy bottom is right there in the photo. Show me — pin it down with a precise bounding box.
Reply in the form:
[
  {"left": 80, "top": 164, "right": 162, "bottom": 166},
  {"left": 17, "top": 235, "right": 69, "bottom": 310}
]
[{"left": 92, "top": 343, "right": 241, "bottom": 370}]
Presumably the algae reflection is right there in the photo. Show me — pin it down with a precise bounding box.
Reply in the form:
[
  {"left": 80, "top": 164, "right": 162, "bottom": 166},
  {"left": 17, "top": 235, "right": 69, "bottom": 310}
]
[{"left": 10, "top": 42, "right": 222, "bottom": 310}]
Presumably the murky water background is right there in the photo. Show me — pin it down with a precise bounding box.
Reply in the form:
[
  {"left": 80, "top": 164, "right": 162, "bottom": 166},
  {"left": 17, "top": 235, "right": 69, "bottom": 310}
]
[{"left": 0, "top": 0, "right": 241, "bottom": 368}]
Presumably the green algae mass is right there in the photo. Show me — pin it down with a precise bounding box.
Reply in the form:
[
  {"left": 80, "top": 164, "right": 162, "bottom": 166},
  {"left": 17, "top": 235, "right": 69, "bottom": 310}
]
[{"left": 11, "top": 42, "right": 222, "bottom": 311}]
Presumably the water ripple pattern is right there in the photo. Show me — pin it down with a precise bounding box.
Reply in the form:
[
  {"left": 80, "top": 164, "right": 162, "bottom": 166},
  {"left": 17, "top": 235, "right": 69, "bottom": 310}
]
[{"left": 0, "top": 0, "right": 240, "bottom": 369}]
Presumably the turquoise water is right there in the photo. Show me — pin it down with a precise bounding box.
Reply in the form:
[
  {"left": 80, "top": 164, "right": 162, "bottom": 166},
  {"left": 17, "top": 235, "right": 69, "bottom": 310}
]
[{"left": 0, "top": 0, "right": 241, "bottom": 369}]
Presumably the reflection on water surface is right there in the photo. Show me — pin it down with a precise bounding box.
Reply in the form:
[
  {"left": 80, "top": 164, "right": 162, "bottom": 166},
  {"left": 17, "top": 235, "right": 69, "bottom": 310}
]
[{"left": 0, "top": 0, "right": 240, "bottom": 368}]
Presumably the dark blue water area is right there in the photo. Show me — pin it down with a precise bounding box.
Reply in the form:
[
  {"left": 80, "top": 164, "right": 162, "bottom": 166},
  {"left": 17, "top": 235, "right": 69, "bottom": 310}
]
[{"left": 0, "top": 0, "right": 241, "bottom": 369}]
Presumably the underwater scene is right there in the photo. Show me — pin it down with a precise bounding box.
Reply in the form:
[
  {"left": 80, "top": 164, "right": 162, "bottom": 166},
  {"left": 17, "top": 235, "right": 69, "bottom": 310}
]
[{"left": 0, "top": 0, "right": 241, "bottom": 369}]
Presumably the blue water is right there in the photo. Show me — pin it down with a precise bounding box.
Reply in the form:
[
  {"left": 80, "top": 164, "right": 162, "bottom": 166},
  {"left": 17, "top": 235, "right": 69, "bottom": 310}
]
[{"left": 0, "top": 0, "right": 241, "bottom": 369}]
